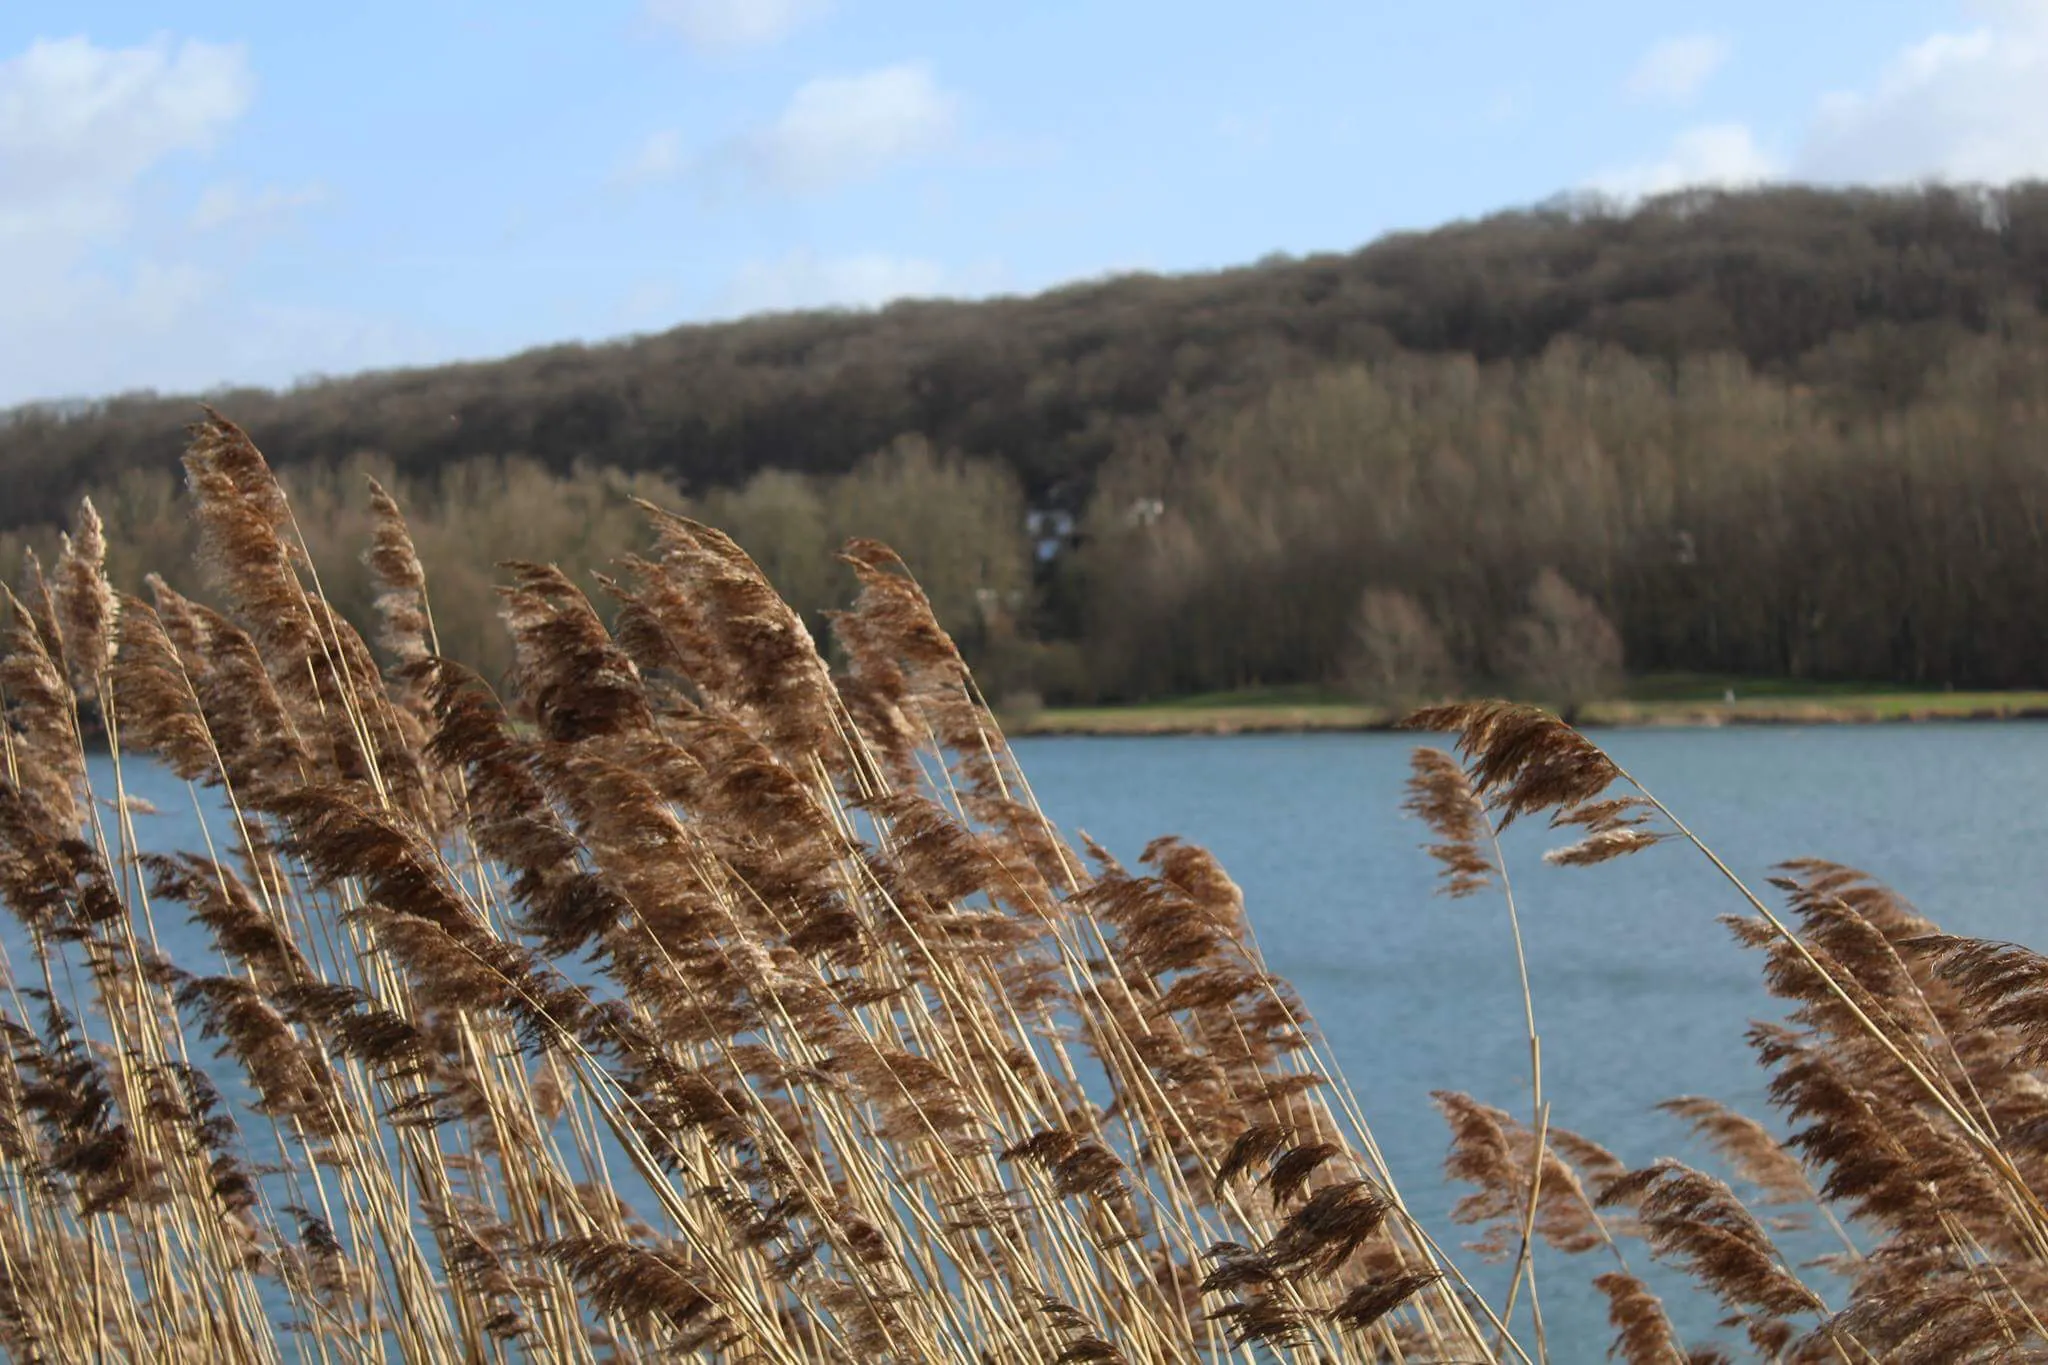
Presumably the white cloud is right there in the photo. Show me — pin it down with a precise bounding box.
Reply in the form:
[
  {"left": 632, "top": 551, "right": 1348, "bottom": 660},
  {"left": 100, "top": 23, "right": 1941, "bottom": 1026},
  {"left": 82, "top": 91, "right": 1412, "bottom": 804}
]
[
  {"left": 1589, "top": 4, "right": 2048, "bottom": 200},
  {"left": 1591, "top": 123, "right": 1780, "bottom": 199},
  {"left": 1797, "top": 7, "right": 2048, "bottom": 182},
  {"left": 729, "top": 63, "right": 958, "bottom": 194},
  {"left": 190, "top": 179, "right": 326, "bottom": 231},
  {"left": 644, "top": 0, "right": 829, "bottom": 52},
  {"left": 614, "top": 128, "right": 687, "bottom": 186},
  {"left": 0, "top": 35, "right": 252, "bottom": 212},
  {"left": 715, "top": 250, "right": 1002, "bottom": 316},
  {"left": 0, "top": 34, "right": 224, "bottom": 193},
  {"left": 1624, "top": 33, "right": 1731, "bottom": 104},
  {"left": 0, "top": 36, "right": 258, "bottom": 403},
  {"left": 0, "top": 39, "right": 425, "bottom": 406},
  {"left": 1964, "top": 0, "right": 2048, "bottom": 23}
]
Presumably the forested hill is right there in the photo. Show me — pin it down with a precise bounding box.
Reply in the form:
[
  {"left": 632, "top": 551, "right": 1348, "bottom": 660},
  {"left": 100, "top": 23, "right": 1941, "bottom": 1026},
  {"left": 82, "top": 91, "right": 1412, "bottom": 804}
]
[
  {"left": 10, "top": 181, "right": 2048, "bottom": 704},
  {"left": 6, "top": 182, "right": 2048, "bottom": 525}
]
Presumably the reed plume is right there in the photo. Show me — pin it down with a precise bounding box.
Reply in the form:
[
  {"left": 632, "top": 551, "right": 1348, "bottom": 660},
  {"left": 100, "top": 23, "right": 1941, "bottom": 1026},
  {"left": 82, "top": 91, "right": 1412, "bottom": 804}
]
[
  {"left": 1408, "top": 700, "right": 2048, "bottom": 1361},
  {"left": 0, "top": 413, "right": 2043, "bottom": 1363}
]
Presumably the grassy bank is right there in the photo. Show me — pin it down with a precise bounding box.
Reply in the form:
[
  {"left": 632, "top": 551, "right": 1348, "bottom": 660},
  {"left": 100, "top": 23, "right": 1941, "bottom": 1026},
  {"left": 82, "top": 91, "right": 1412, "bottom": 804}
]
[{"left": 1013, "top": 678, "right": 2048, "bottom": 735}]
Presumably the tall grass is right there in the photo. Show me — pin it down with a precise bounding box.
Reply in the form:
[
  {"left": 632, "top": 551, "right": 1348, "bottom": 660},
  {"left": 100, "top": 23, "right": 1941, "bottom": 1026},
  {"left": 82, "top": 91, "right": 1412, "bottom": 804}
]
[{"left": 0, "top": 412, "right": 2042, "bottom": 1361}]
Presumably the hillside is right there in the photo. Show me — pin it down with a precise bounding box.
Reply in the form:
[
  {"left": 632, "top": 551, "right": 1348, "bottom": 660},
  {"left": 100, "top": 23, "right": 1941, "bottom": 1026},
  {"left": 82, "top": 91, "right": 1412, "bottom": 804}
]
[
  {"left": 8, "top": 182, "right": 2048, "bottom": 705},
  {"left": 5, "top": 183, "right": 2048, "bottom": 525}
]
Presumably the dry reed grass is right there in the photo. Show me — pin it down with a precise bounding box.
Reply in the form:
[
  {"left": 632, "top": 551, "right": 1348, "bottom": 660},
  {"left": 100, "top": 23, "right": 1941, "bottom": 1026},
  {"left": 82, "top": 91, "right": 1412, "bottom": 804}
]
[{"left": 0, "top": 413, "right": 2041, "bottom": 1361}]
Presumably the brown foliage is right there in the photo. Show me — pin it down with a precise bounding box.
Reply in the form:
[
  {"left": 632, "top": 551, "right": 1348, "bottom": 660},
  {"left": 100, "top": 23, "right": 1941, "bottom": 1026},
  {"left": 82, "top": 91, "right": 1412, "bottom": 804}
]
[{"left": 5, "top": 409, "right": 2048, "bottom": 1361}]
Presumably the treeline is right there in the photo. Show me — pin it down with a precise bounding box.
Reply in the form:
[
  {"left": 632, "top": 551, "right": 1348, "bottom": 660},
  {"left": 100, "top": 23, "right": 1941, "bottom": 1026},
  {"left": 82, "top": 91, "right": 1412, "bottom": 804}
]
[
  {"left": 1066, "top": 329, "right": 2048, "bottom": 698},
  {"left": 1, "top": 438, "right": 1029, "bottom": 693},
  {"left": 7, "top": 183, "right": 2048, "bottom": 522},
  {"left": 7, "top": 182, "right": 2048, "bottom": 701},
  {"left": 13, "top": 321, "right": 2048, "bottom": 704}
]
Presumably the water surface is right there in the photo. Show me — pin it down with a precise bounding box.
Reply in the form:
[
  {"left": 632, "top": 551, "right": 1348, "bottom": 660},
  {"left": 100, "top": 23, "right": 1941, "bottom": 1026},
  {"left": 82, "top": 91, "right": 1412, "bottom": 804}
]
[
  {"left": 1013, "top": 724, "right": 2048, "bottom": 1352},
  {"left": 32, "top": 725, "right": 2048, "bottom": 1356}
]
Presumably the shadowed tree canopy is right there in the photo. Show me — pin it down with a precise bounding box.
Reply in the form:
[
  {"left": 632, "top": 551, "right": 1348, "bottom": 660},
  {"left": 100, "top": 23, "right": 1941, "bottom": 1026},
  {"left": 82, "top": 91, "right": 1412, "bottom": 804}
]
[
  {"left": 9, "top": 181, "right": 2048, "bottom": 703},
  {"left": 6, "top": 182, "right": 2048, "bottom": 527}
]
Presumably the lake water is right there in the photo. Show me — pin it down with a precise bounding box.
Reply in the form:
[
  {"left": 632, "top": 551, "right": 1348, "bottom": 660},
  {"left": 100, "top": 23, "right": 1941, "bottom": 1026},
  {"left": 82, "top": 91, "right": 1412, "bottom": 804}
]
[
  {"left": 1012, "top": 724, "right": 2048, "bottom": 1355},
  {"left": 37, "top": 724, "right": 2048, "bottom": 1358}
]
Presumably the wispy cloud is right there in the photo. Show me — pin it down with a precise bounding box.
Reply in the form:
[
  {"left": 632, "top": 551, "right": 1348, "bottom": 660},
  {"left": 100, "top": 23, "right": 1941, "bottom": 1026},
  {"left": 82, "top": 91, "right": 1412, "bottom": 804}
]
[
  {"left": 0, "top": 35, "right": 252, "bottom": 234},
  {"left": 643, "top": 0, "right": 830, "bottom": 52},
  {"left": 1796, "top": 5, "right": 2048, "bottom": 182},
  {"left": 190, "top": 180, "right": 327, "bottom": 231},
  {"left": 1592, "top": 4, "right": 2048, "bottom": 196},
  {"left": 1590, "top": 124, "right": 1779, "bottom": 199},
  {"left": 714, "top": 249, "right": 1004, "bottom": 315},
  {"left": 1624, "top": 33, "right": 1731, "bottom": 105},
  {"left": 0, "top": 35, "right": 257, "bottom": 402},
  {"left": 717, "top": 63, "right": 960, "bottom": 195},
  {"left": 613, "top": 129, "right": 688, "bottom": 187}
]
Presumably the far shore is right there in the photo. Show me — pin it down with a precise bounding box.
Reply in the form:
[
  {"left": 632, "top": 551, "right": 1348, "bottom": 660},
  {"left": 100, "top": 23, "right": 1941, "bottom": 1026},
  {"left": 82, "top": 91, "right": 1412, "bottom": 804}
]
[{"left": 1010, "top": 688, "right": 2048, "bottom": 737}]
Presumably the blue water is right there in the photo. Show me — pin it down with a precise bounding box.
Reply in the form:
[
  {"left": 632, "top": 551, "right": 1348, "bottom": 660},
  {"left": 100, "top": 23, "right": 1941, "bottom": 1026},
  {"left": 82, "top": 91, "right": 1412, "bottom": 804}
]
[
  {"left": 1012, "top": 724, "right": 2048, "bottom": 1354},
  {"left": 29, "top": 725, "right": 2048, "bottom": 1357}
]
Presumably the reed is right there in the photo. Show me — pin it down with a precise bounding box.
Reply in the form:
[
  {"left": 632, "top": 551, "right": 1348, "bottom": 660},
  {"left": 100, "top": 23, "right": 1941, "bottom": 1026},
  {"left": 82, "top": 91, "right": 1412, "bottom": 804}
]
[{"left": 0, "top": 412, "right": 2041, "bottom": 1361}]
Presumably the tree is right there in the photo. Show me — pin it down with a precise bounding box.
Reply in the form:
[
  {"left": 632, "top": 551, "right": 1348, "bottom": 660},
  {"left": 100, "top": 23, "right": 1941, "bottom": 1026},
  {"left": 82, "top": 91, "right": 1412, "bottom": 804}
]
[
  {"left": 828, "top": 435, "right": 1032, "bottom": 651},
  {"left": 1502, "top": 569, "right": 1623, "bottom": 718},
  {"left": 1341, "top": 588, "right": 1456, "bottom": 710},
  {"left": 700, "top": 469, "right": 837, "bottom": 636},
  {"left": 14, "top": 185, "right": 2048, "bottom": 699}
]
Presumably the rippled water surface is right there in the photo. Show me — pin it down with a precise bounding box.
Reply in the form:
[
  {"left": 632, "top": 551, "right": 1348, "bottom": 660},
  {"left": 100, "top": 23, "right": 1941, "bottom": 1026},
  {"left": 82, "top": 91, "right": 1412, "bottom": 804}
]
[
  {"left": 1012, "top": 723, "right": 2048, "bottom": 1352},
  {"left": 42, "top": 724, "right": 2048, "bottom": 1356}
]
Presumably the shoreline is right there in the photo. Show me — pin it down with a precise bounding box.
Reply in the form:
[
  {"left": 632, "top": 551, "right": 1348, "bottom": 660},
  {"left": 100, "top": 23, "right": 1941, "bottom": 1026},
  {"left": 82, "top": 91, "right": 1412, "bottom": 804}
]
[{"left": 1012, "top": 693, "right": 2048, "bottom": 737}]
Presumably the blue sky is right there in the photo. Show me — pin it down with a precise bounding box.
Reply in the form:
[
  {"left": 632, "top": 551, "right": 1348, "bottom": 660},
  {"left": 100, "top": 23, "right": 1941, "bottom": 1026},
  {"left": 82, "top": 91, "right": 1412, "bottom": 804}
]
[{"left": 3, "top": 1, "right": 2044, "bottom": 405}]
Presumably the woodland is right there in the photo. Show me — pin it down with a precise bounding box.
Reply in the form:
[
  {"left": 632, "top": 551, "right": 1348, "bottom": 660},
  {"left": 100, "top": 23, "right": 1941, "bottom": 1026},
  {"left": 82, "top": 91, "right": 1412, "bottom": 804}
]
[{"left": 7, "top": 182, "right": 2048, "bottom": 703}]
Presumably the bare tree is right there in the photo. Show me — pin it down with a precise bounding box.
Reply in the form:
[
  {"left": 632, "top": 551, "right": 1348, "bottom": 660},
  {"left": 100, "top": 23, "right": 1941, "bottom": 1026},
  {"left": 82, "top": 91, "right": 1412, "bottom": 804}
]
[
  {"left": 1502, "top": 569, "right": 1623, "bottom": 718},
  {"left": 1341, "top": 587, "right": 1456, "bottom": 709}
]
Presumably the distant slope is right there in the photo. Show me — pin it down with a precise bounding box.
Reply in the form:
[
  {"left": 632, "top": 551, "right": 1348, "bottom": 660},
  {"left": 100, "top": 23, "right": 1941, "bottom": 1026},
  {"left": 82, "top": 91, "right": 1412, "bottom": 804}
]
[{"left": 4, "top": 182, "right": 2047, "bottom": 528}]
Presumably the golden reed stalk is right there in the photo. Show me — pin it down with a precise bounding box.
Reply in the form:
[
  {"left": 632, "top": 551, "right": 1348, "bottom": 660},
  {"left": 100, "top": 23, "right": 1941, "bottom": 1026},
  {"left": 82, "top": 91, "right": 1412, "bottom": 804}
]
[{"left": 0, "top": 414, "right": 2040, "bottom": 1362}]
